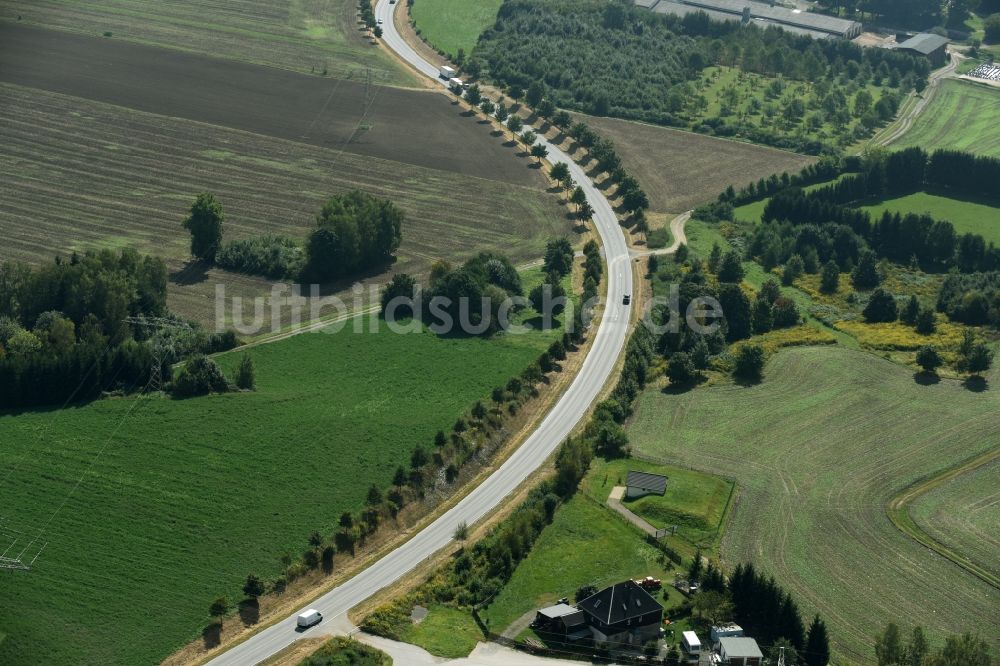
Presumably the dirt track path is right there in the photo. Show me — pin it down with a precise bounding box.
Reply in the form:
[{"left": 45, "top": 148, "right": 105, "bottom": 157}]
[
  {"left": 630, "top": 210, "right": 690, "bottom": 258},
  {"left": 870, "top": 51, "right": 960, "bottom": 148}
]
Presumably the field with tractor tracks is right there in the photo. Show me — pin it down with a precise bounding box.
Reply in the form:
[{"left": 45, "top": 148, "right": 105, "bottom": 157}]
[
  {"left": 0, "top": 82, "right": 567, "bottom": 330},
  {"left": 574, "top": 113, "right": 815, "bottom": 213},
  {"left": 627, "top": 345, "right": 999, "bottom": 663},
  {"left": 888, "top": 79, "right": 1000, "bottom": 158},
  {"left": 0, "top": 0, "right": 413, "bottom": 85},
  {"left": 909, "top": 458, "right": 1000, "bottom": 584}
]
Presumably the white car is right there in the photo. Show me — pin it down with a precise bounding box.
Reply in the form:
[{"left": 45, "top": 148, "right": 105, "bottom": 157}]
[{"left": 377, "top": 18, "right": 384, "bottom": 24}]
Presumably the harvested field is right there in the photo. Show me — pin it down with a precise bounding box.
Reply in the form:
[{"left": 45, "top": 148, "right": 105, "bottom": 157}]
[
  {"left": 627, "top": 346, "right": 1000, "bottom": 662},
  {"left": 0, "top": 0, "right": 413, "bottom": 86},
  {"left": 0, "top": 83, "right": 568, "bottom": 330},
  {"left": 909, "top": 459, "right": 1000, "bottom": 583},
  {"left": 574, "top": 113, "right": 816, "bottom": 213},
  {"left": 0, "top": 22, "right": 536, "bottom": 186}
]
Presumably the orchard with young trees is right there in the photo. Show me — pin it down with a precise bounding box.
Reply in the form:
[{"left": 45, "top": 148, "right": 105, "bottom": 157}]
[{"left": 471, "top": 0, "right": 929, "bottom": 153}]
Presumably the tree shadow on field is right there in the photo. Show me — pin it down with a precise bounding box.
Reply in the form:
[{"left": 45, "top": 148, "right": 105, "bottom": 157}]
[
  {"left": 238, "top": 599, "right": 260, "bottom": 626},
  {"left": 662, "top": 375, "right": 707, "bottom": 394},
  {"left": 733, "top": 373, "right": 762, "bottom": 387},
  {"left": 202, "top": 622, "right": 222, "bottom": 648},
  {"left": 169, "top": 260, "right": 211, "bottom": 286},
  {"left": 963, "top": 375, "right": 989, "bottom": 392},
  {"left": 913, "top": 371, "right": 940, "bottom": 386}
]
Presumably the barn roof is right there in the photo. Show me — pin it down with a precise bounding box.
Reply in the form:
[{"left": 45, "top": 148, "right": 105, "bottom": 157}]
[
  {"left": 897, "top": 33, "right": 949, "bottom": 55},
  {"left": 577, "top": 580, "right": 662, "bottom": 626},
  {"left": 626, "top": 470, "right": 668, "bottom": 495}
]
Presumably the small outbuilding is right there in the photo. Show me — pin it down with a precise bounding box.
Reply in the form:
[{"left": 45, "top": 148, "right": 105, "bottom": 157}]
[
  {"left": 896, "top": 33, "right": 949, "bottom": 65},
  {"left": 719, "top": 636, "right": 764, "bottom": 666},
  {"left": 532, "top": 603, "right": 589, "bottom": 640},
  {"left": 625, "top": 470, "right": 668, "bottom": 499}
]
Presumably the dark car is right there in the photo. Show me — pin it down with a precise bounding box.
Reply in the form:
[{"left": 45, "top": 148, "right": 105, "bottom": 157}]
[{"left": 623, "top": 294, "right": 631, "bottom": 305}]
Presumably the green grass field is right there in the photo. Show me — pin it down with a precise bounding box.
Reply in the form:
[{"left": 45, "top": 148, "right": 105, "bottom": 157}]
[
  {"left": 410, "top": 0, "right": 502, "bottom": 59},
  {"left": 908, "top": 459, "right": 1000, "bottom": 583},
  {"left": 890, "top": 79, "right": 1000, "bottom": 158},
  {"left": 397, "top": 604, "right": 484, "bottom": 658},
  {"left": 581, "top": 458, "right": 734, "bottom": 549},
  {"left": 859, "top": 190, "right": 1000, "bottom": 246},
  {"left": 4, "top": 0, "right": 412, "bottom": 85},
  {"left": 0, "top": 311, "right": 559, "bottom": 665},
  {"left": 479, "top": 493, "right": 671, "bottom": 634},
  {"left": 626, "top": 345, "right": 1000, "bottom": 663}
]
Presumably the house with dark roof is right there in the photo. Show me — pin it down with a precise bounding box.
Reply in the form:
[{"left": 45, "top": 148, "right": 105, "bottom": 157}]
[
  {"left": 626, "top": 470, "right": 668, "bottom": 499},
  {"left": 532, "top": 603, "right": 590, "bottom": 641},
  {"left": 896, "top": 33, "right": 949, "bottom": 65},
  {"left": 576, "top": 580, "right": 664, "bottom": 648}
]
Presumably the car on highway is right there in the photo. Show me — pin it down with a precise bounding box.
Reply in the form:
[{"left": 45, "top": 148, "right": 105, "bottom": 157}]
[
  {"left": 623, "top": 294, "right": 631, "bottom": 305},
  {"left": 296, "top": 609, "right": 323, "bottom": 629}
]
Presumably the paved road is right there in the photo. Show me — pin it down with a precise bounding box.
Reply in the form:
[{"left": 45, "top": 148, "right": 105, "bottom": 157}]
[{"left": 206, "top": 2, "right": 634, "bottom": 664}]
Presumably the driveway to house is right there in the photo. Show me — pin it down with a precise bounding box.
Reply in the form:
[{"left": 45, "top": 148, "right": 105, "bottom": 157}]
[{"left": 204, "top": 1, "right": 634, "bottom": 664}]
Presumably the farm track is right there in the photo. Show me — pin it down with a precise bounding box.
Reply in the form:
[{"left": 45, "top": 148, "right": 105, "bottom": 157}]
[{"left": 887, "top": 447, "right": 1000, "bottom": 589}]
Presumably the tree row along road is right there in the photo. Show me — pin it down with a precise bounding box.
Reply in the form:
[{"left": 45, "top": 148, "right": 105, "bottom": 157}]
[{"left": 205, "top": 1, "right": 635, "bottom": 663}]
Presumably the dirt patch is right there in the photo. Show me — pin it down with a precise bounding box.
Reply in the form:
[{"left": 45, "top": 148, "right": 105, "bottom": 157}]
[
  {"left": 0, "top": 22, "right": 539, "bottom": 187},
  {"left": 574, "top": 112, "right": 816, "bottom": 213}
]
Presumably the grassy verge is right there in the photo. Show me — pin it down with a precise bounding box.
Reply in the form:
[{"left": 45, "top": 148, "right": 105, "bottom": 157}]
[
  {"left": 300, "top": 637, "right": 392, "bottom": 666},
  {"left": 410, "top": 0, "right": 502, "bottom": 59}
]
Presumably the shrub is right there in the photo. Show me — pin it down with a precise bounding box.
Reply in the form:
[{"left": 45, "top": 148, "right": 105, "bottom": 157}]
[
  {"left": 216, "top": 235, "right": 303, "bottom": 279},
  {"left": 733, "top": 343, "right": 765, "bottom": 381},
  {"left": 171, "top": 355, "right": 230, "bottom": 397}
]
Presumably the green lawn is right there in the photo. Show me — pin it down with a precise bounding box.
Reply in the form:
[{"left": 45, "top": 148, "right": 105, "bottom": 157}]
[
  {"left": 0, "top": 309, "right": 559, "bottom": 665},
  {"left": 626, "top": 345, "right": 1000, "bottom": 663},
  {"left": 581, "top": 458, "right": 734, "bottom": 549},
  {"left": 397, "top": 604, "right": 483, "bottom": 658},
  {"left": 479, "top": 494, "right": 671, "bottom": 634},
  {"left": 890, "top": 79, "right": 1000, "bottom": 158},
  {"left": 410, "top": 0, "right": 502, "bottom": 59},
  {"left": 859, "top": 190, "right": 1000, "bottom": 246},
  {"left": 909, "top": 459, "right": 1000, "bottom": 583}
]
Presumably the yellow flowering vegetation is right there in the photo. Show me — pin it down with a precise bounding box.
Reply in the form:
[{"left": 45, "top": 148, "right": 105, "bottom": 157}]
[{"left": 834, "top": 316, "right": 969, "bottom": 351}]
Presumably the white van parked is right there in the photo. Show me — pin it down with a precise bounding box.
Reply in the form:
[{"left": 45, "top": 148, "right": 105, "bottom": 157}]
[{"left": 296, "top": 609, "right": 323, "bottom": 629}]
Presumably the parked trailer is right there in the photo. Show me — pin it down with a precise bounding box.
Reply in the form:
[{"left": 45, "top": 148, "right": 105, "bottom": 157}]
[
  {"left": 439, "top": 65, "right": 456, "bottom": 79},
  {"left": 448, "top": 77, "right": 465, "bottom": 89}
]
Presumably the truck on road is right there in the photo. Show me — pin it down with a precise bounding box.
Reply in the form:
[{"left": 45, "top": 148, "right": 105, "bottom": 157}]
[{"left": 439, "top": 65, "right": 456, "bottom": 79}]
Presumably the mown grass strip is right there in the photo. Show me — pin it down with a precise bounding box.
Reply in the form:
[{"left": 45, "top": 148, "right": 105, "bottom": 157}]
[{"left": 886, "top": 447, "right": 1000, "bottom": 590}]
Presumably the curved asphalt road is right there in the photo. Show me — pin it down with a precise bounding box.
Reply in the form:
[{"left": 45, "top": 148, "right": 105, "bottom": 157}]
[{"left": 207, "top": 3, "right": 633, "bottom": 663}]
